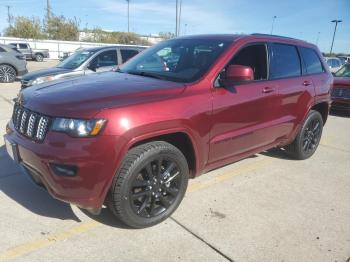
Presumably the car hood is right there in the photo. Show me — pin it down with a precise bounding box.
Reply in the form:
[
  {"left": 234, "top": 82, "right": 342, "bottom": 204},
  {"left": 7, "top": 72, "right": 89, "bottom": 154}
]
[
  {"left": 20, "top": 72, "right": 186, "bottom": 118},
  {"left": 22, "top": 67, "right": 73, "bottom": 81},
  {"left": 333, "top": 77, "right": 350, "bottom": 88}
]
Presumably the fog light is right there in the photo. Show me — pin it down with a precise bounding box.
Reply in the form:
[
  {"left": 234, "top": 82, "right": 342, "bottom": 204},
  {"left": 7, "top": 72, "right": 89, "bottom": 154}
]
[
  {"left": 50, "top": 163, "right": 78, "bottom": 177},
  {"left": 6, "top": 123, "right": 13, "bottom": 135}
]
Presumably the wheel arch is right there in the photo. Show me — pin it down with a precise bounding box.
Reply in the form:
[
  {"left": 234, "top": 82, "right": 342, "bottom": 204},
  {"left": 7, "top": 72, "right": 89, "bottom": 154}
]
[
  {"left": 310, "top": 102, "right": 329, "bottom": 125},
  {"left": 0, "top": 63, "right": 18, "bottom": 75},
  {"left": 129, "top": 131, "right": 198, "bottom": 179}
]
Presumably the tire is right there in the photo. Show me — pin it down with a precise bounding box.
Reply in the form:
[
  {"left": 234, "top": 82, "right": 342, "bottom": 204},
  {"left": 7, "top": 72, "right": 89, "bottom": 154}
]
[
  {"left": 108, "top": 141, "right": 189, "bottom": 228},
  {"left": 35, "top": 54, "right": 44, "bottom": 62},
  {"left": 285, "top": 110, "right": 323, "bottom": 160},
  {"left": 0, "top": 64, "right": 17, "bottom": 83}
]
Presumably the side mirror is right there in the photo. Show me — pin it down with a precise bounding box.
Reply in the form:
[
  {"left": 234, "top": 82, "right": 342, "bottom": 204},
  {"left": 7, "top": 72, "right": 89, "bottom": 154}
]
[
  {"left": 87, "top": 63, "right": 97, "bottom": 72},
  {"left": 224, "top": 65, "right": 254, "bottom": 82}
]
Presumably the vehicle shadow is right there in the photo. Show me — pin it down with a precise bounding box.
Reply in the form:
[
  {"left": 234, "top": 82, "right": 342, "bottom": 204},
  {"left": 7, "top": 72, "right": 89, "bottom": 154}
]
[
  {"left": 330, "top": 109, "right": 350, "bottom": 118},
  {"left": 80, "top": 208, "right": 132, "bottom": 229},
  {"left": 0, "top": 145, "right": 81, "bottom": 222},
  {"left": 259, "top": 147, "right": 293, "bottom": 160}
]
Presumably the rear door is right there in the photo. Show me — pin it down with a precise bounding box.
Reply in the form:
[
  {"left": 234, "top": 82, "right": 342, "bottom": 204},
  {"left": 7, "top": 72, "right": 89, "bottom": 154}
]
[
  {"left": 269, "top": 43, "right": 315, "bottom": 138},
  {"left": 299, "top": 47, "right": 330, "bottom": 105}
]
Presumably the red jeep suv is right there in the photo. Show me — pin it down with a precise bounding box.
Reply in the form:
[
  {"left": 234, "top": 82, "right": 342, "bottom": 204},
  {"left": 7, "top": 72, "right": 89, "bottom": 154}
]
[{"left": 4, "top": 34, "right": 332, "bottom": 228}]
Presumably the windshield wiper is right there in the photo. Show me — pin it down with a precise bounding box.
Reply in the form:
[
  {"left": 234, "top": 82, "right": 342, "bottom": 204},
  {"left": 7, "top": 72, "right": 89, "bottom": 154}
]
[{"left": 126, "top": 71, "right": 164, "bottom": 80}]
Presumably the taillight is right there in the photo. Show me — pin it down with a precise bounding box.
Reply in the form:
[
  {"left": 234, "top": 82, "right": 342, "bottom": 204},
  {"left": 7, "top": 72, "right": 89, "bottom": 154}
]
[{"left": 16, "top": 55, "right": 25, "bottom": 60}]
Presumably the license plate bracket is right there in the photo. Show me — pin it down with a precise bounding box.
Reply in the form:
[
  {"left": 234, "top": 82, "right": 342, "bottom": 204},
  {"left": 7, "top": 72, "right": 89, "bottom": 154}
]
[{"left": 4, "top": 138, "right": 20, "bottom": 163}]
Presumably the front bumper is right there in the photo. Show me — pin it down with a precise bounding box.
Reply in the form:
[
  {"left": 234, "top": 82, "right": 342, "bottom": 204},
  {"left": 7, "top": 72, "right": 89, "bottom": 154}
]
[
  {"left": 4, "top": 121, "right": 120, "bottom": 210},
  {"left": 331, "top": 98, "right": 350, "bottom": 111}
]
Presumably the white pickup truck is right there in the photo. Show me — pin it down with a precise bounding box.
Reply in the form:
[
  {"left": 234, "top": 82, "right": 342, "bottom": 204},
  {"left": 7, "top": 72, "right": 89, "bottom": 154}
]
[{"left": 9, "top": 43, "right": 49, "bottom": 62}]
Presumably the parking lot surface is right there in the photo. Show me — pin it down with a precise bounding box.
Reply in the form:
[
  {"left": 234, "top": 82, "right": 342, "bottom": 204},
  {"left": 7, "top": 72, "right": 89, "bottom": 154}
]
[{"left": 0, "top": 61, "right": 349, "bottom": 262}]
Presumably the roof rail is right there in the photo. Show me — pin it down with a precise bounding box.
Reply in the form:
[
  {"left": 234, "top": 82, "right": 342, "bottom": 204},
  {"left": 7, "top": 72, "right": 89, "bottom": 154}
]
[{"left": 251, "top": 33, "right": 301, "bottom": 41}]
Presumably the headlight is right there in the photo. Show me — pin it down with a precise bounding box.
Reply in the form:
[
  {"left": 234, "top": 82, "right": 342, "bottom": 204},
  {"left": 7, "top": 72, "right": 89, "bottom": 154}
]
[
  {"left": 31, "top": 75, "right": 57, "bottom": 85},
  {"left": 51, "top": 118, "right": 107, "bottom": 137}
]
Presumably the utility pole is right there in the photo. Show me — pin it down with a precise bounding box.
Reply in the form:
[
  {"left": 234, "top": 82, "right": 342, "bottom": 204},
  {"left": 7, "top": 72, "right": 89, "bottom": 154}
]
[
  {"left": 270, "top": 15, "right": 277, "bottom": 35},
  {"left": 178, "top": 0, "right": 182, "bottom": 36},
  {"left": 329, "top": 19, "right": 342, "bottom": 55},
  {"left": 6, "top": 5, "right": 12, "bottom": 27},
  {"left": 175, "top": 0, "right": 178, "bottom": 36},
  {"left": 46, "top": 0, "right": 51, "bottom": 20},
  {"left": 126, "top": 0, "right": 130, "bottom": 33}
]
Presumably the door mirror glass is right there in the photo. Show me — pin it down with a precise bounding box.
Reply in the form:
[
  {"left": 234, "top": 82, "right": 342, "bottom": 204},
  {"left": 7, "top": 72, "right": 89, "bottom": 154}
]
[{"left": 224, "top": 65, "right": 254, "bottom": 82}]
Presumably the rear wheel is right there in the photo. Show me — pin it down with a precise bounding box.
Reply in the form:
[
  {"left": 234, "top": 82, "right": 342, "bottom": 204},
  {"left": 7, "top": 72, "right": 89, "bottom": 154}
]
[
  {"left": 285, "top": 110, "right": 323, "bottom": 160},
  {"left": 108, "top": 141, "right": 189, "bottom": 228},
  {"left": 35, "top": 54, "right": 44, "bottom": 62},
  {"left": 0, "top": 64, "right": 16, "bottom": 83}
]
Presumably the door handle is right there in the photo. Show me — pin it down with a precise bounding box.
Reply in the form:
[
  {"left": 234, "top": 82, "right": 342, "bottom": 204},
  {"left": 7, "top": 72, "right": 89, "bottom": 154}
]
[
  {"left": 262, "top": 87, "right": 275, "bottom": 94},
  {"left": 303, "top": 80, "right": 312, "bottom": 86}
]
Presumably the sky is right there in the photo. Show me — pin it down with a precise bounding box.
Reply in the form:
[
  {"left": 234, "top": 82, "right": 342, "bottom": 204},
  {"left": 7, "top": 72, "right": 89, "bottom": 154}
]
[{"left": 0, "top": 0, "right": 349, "bottom": 53}]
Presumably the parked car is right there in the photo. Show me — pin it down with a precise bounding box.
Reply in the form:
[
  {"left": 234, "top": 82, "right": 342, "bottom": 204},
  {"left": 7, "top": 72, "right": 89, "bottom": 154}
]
[
  {"left": 4, "top": 34, "right": 332, "bottom": 228},
  {"left": 8, "top": 43, "right": 50, "bottom": 62},
  {"left": 324, "top": 57, "right": 343, "bottom": 73},
  {"left": 0, "top": 44, "right": 28, "bottom": 83},
  {"left": 331, "top": 63, "right": 350, "bottom": 111},
  {"left": 21, "top": 45, "right": 146, "bottom": 88},
  {"left": 337, "top": 56, "right": 350, "bottom": 64}
]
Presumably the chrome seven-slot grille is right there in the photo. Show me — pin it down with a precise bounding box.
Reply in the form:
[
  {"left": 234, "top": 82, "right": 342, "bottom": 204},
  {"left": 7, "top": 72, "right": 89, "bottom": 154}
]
[
  {"left": 332, "top": 88, "right": 350, "bottom": 99},
  {"left": 12, "top": 104, "right": 51, "bottom": 142}
]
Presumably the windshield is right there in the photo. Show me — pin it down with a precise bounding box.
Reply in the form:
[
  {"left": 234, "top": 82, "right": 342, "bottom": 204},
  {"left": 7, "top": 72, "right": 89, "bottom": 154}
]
[
  {"left": 335, "top": 64, "right": 350, "bottom": 77},
  {"left": 57, "top": 50, "right": 95, "bottom": 69},
  {"left": 119, "top": 38, "right": 231, "bottom": 83}
]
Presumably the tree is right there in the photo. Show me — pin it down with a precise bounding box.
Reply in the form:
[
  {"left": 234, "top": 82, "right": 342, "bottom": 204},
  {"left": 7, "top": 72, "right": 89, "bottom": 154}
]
[
  {"left": 83, "top": 28, "right": 150, "bottom": 45},
  {"left": 159, "top": 32, "right": 175, "bottom": 40},
  {"left": 45, "top": 15, "right": 80, "bottom": 41},
  {"left": 5, "top": 16, "right": 44, "bottom": 39}
]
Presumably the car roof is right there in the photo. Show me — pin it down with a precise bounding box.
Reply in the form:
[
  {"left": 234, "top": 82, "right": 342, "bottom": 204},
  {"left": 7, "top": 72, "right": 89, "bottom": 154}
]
[
  {"left": 176, "top": 33, "right": 315, "bottom": 48},
  {"left": 83, "top": 45, "right": 147, "bottom": 52}
]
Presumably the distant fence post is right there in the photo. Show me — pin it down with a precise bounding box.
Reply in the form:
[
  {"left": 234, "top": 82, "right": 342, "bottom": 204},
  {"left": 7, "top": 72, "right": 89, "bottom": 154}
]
[{"left": 57, "top": 42, "right": 60, "bottom": 59}]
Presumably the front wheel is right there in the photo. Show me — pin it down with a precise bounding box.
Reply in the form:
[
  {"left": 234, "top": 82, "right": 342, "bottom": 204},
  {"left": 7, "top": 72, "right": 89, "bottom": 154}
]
[
  {"left": 0, "top": 64, "right": 17, "bottom": 83},
  {"left": 35, "top": 54, "right": 44, "bottom": 62},
  {"left": 108, "top": 141, "right": 189, "bottom": 228},
  {"left": 285, "top": 110, "right": 323, "bottom": 160}
]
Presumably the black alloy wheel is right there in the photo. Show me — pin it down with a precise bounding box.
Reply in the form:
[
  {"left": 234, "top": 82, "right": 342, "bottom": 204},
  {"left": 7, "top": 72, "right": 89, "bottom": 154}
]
[
  {"left": 108, "top": 141, "right": 189, "bottom": 228},
  {"left": 0, "top": 64, "right": 16, "bottom": 83}
]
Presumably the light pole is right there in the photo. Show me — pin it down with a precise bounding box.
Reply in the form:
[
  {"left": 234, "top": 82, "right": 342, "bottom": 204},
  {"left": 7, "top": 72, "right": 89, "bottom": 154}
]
[
  {"left": 270, "top": 15, "right": 277, "bottom": 35},
  {"left": 126, "top": 0, "right": 130, "bottom": 33},
  {"left": 175, "top": 0, "right": 178, "bottom": 36},
  {"left": 315, "top": 31, "right": 320, "bottom": 46},
  {"left": 329, "top": 19, "right": 342, "bottom": 55}
]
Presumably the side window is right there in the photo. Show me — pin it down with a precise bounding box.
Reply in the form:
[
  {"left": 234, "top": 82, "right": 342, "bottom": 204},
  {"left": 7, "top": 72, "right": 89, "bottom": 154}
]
[
  {"left": 229, "top": 44, "right": 268, "bottom": 80},
  {"left": 333, "top": 59, "right": 341, "bottom": 68},
  {"left": 269, "top": 43, "right": 301, "bottom": 79},
  {"left": 0, "top": 47, "right": 5, "bottom": 52},
  {"left": 19, "top": 44, "right": 28, "bottom": 49},
  {"left": 120, "top": 49, "right": 139, "bottom": 63},
  {"left": 300, "top": 47, "right": 324, "bottom": 74},
  {"left": 91, "top": 50, "right": 117, "bottom": 68}
]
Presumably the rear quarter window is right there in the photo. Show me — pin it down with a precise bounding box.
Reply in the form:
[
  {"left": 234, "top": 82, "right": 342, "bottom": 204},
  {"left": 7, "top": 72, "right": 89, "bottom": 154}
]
[
  {"left": 300, "top": 47, "right": 324, "bottom": 74},
  {"left": 269, "top": 43, "right": 301, "bottom": 79}
]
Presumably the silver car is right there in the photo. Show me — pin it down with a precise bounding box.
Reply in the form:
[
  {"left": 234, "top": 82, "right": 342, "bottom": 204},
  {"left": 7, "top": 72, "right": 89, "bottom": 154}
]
[
  {"left": 21, "top": 45, "right": 146, "bottom": 88},
  {"left": 324, "top": 57, "right": 343, "bottom": 73},
  {"left": 0, "top": 44, "right": 28, "bottom": 83}
]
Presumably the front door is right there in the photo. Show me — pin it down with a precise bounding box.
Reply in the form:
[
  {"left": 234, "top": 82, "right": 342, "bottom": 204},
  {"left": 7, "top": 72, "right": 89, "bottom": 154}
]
[{"left": 209, "top": 43, "right": 279, "bottom": 163}]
